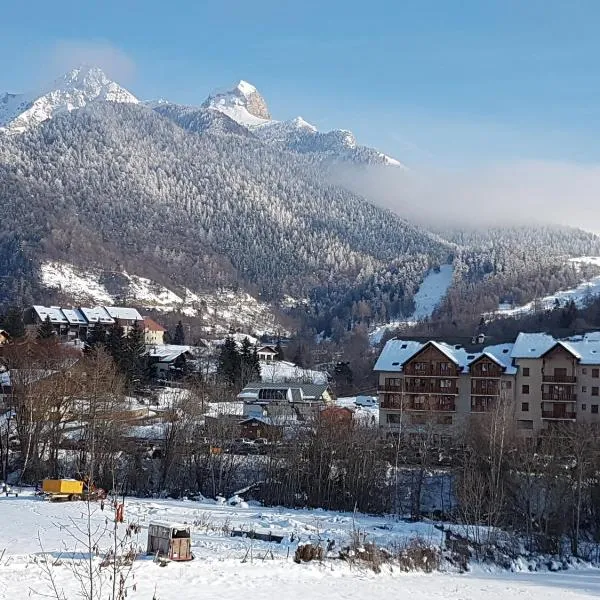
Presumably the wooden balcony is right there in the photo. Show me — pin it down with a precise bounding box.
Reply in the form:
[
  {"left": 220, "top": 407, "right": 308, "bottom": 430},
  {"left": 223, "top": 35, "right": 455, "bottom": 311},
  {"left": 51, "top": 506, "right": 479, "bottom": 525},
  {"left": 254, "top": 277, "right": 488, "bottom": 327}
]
[
  {"left": 404, "top": 384, "right": 458, "bottom": 395},
  {"left": 542, "top": 411, "right": 576, "bottom": 420},
  {"left": 403, "top": 367, "right": 459, "bottom": 377},
  {"left": 542, "top": 375, "right": 576, "bottom": 383},
  {"left": 471, "top": 397, "right": 498, "bottom": 412},
  {"left": 378, "top": 385, "right": 403, "bottom": 393},
  {"left": 542, "top": 393, "right": 577, "bottom": 402},
  {"left": 380, "top": 397, "right": 455, "bottom": 412}
]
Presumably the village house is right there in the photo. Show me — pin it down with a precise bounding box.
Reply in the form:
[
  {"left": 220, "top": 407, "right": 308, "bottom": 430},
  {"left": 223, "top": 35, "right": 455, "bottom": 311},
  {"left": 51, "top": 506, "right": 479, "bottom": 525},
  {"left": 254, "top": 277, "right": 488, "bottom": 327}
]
[
  {"left": 144, "top": 317, "right": 166, "bottom": 345},
  {"left": 144, "top": 344, "right": 196, "bottom": 378},
  {"left": 256, "top": 345, "right": 278, "bottom": 362},
  {"left": 237, "top": 381, "right": 335, "bottom": 423}
]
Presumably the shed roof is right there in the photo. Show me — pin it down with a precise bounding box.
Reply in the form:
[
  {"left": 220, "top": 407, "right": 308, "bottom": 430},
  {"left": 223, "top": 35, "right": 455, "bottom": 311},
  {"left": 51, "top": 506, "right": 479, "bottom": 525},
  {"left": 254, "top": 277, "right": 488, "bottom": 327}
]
[
  {"left": 33, "top": 305, "right": 68, "bottom": 325},
  {"left": 105, "top": 306, "right": 144, "bottom": 321}
]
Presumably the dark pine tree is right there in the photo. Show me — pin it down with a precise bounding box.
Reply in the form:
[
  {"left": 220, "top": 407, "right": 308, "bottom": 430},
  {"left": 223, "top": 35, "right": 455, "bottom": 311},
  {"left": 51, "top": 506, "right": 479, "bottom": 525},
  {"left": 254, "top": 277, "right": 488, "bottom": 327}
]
[
  {"left": 37, "top": 315, "right": 55, "bottom": 340},
  {"left": 86, "top": 323, "right": 107, "bottom": 351},
  {"left": 1, "top": 307, "right": 25, "bottom": 339},
  {"left": 275, "top": 340, "right": 285, "bottom": 361},
  {"left": 173, "top": 320, "right": 185, "bottom": 345},
  {"left": 124, "top": 320, "right": 147, "bottom": 387},
  {"left": 250, "top": 347, "right": 261, "bottom": 382},
  {"left": 106, "top": 319, "right": 125, "bottom": 370},
  {"left": 217, "top": 336, "right": 240, "bottom": 387}
]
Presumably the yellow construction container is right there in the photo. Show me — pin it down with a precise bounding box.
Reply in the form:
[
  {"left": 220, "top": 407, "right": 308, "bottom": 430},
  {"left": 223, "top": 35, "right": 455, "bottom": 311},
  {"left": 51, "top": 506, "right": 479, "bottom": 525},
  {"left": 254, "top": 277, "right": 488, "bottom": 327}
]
[{"left": 42, "top": 479, "right": 84, "bottom": 495}]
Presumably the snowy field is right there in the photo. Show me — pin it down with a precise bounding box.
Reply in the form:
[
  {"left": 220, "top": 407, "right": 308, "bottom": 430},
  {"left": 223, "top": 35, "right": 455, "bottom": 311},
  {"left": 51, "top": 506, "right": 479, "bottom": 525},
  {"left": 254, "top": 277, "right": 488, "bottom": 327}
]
[
  {"left": 1, "top": 493, "right": 600, "bottom": 599},
  {"left": 370, "top": 265, "right": 454, "bottom": 344}
]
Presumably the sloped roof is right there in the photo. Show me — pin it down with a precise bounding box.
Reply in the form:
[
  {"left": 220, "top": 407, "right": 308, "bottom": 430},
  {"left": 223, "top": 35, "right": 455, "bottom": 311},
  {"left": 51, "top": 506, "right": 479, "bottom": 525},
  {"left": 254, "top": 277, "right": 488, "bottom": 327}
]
[
  {"left": 145, "top": 344, "right": 194, "bottom": 362},
  {"left": 511, "top": 331, "right": 600, "bottom": 364},
  {"left": 79, "top": 306, "right": 114, "bottom": 324},
  {"left": 105, "top": 306, "right": 143, "bottom": 321},
  {"left": 375, "top": 338, "right": 517, "bottom": 374},
  {"left": 238, "top": 381, "right": 329, "bottom": 401},
  {"left": 144, "top": 317, "right": 166, "bottom": 332},
  {"left": 61, "top": 308, "right": 87, "bottom": 325},
  {"left": 33, "top": 305, "right": 68, "bottom": 324}
]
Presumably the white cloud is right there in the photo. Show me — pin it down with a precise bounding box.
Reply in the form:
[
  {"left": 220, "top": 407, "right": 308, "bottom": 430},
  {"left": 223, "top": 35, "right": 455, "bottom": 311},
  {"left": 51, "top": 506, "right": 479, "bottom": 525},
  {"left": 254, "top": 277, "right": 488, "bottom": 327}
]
[{"left": 331, "top": 161, "right": 600, "bottom": 233}]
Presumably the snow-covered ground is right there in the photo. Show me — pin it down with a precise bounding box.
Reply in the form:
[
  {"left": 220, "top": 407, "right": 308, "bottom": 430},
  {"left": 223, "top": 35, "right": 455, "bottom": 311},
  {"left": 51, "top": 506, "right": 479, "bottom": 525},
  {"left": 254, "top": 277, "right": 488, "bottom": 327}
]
[
  {"left": 370, "top": 265, "right": 454, "bottom": 344},
  {"left": 489, "top": 257, "right": 600, "bottom": 318},
  {"left": 336, "top": 396, "right": 379, "bottom": 425},
  {"left": 1, "top": 493, "right": 599, "bottom": 600},
  {"left": 260, "top": 360, "right": 328, "bottom": 384},
  {"left": 40, "top": 260, "right": 285, "bottom": 336}
]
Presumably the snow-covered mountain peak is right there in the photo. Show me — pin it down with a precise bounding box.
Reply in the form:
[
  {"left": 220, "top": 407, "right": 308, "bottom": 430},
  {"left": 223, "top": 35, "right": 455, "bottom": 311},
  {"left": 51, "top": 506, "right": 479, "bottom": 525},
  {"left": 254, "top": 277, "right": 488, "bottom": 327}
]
[
  {"left": 203, "top": 79, "right": 271, "bottom": 127},
  {"left": 0, "top": 65, "right": 138, "bottom": 134},
  {"left": 290, "top": 116, "right": 317, "bottom": 131}
]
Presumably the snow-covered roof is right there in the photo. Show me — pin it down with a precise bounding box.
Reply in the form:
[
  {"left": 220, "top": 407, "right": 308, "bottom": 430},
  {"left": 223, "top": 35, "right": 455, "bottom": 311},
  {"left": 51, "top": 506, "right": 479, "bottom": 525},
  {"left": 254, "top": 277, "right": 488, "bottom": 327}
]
[
  {"left": 373, "top": 340, "right": 424, "bottom": 372},
  {"left": 511, "top": 332, "right": 600, "bottom": 364},
  {"left": 33, "top": 305, "right": 68, "bottom": 325},
  {"left": 105, "top": 306, "right": 143, "bottom": 321},
  {"left": 61, "top": 308, "right": 87, "bottom": 325},
  {"left": 375, "top": 339, "right": 517, "bottom": 374},
  {"left": 79, "top": 306, "right": 114, "bottom": 324},
  {"left": 238, "top": 382, "right": 329, "bottom": 402},
  {"left": 145, "top": 344, "right": 195, "bottom": 362}
]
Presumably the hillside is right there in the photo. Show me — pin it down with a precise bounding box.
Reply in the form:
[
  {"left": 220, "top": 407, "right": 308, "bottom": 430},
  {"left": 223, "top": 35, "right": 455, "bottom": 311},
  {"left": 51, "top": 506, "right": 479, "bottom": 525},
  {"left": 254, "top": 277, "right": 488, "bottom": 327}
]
[{"left": 1, "top": 68, "right": 600, "bottom": 335}]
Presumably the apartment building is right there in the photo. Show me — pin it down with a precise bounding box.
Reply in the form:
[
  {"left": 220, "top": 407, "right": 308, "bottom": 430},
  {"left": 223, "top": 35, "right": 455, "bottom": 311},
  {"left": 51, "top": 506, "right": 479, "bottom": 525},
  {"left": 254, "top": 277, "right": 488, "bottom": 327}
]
[
  {"left": 375, "top": 332, "right": 600, "bottom": 439},
  {"left": 512, "top": 332, "right": 600, "bottom": 434},
  {"left": 375, "top": 339, "right": 516, "bottom": 439}
]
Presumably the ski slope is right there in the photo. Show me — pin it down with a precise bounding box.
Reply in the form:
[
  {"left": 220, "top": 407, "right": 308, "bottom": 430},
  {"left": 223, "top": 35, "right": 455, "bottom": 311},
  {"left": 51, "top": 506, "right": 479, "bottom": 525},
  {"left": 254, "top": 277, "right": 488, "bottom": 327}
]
[
  {"left": 370, "top": 265, "right": 454, "bottom": 344},
  {"left": 1, "top": 493, "right": 599, "bottom": 600}
]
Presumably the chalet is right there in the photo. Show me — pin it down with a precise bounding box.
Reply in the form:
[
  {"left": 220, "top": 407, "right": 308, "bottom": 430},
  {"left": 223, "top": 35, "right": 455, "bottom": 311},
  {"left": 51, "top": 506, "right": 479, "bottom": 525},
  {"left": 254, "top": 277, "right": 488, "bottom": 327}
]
[
  {"left": 145, "top": 344, "right": 196, "bottom": 377},
  {"left": 256, "top": 345, "right": 278, "bottom": 362},
  {"left": 144, "top": 317, "right": 166, "bottom": 345}
]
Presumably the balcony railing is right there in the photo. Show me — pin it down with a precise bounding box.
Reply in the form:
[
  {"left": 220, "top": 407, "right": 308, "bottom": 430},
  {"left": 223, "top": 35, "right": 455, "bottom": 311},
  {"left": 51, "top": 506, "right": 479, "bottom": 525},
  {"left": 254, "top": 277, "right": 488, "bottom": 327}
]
[
  {"left": 542, "top": 375, "right": 577, "bottom": 383},
  {"left": 404, "top": 386, "right": 459, "bottom": 395},
  {"left": 541, "top": 411, "right": 576, "bottom": 420},
  {"left": 378, "top": 385, "right": 403, "bottom": 393},
  {"left": 403, "top": 368, "right": 459, "bottom": 377},
  {"left": 542, "top": 393, "right": 577, "bottom": 402},
  {"left": 380, "top": 398, "right": 456, "bottom": 412}
]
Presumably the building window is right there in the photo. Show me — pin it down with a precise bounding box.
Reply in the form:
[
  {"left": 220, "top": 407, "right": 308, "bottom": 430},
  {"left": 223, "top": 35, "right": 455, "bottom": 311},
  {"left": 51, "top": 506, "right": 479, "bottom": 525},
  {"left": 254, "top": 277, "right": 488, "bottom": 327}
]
[
  {"left": 437, "top": 415, "right": 453, "bottom": 425},
  {"left": 387, "top": 413, "right": 402, "bottom": 424},
  {"left": 522, "top": 367, "right": 530, "bottom": 376},
  {"left": 522, "top": 384, "right": 530, "bottom": 394},
  {"left": 517, "top": 420, "right": 533, "bottom": 430},
  {"left": 593, "top": 405, "right": 599, "bottom": 414},
  {"left": 593, "top": 369, "right": 600, "bottom": 378},
  {"left": 582, "top": 404, "right": 587, "bottom": 411},
  {"left": 502, "top": 380, "right": 512, "bottom": 389},
  {"left": 440, "top": 379, "right": 452, "bottom": 389},
  {"left": 582, "top": 368, "right": 588, "bottom": 375},
  {"left": 521, "top": 402, "right": 529, "bottom": 412},
  {"left": 593, "top": 387, "right": 599, "bottom": 397},
  {"left": 583, "top": 386, "right": 588, "bottom": 393}
]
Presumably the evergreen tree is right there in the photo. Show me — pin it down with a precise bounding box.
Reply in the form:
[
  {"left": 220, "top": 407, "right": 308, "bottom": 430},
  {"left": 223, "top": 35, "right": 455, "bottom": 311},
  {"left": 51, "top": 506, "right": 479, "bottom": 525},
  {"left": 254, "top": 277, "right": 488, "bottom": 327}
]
[
  {"left": 275, "top": 340, "right": 285, "bottom": 361},
  {"left": 86, "top": 324, "right": 107, "bottom": 350},
  {"left": 1, "top": 307, "right": 25, "bottom": 339},
  {"left": 173, "top": 320, "right": 185, "bottom": 345},
  {"left": 217, "top": 336, "right": 240, "bottom": 387},
  {"left": 123, "top": 320, "right": 146, "bottom": 386},
  {"left": 163, "top": 329, "right": 173, "bottom": 344},
  {"left": 106, "top": 319, "right": 125, "bottom": 370},
  {"left": 250, "top": 347, "right": 261, "bottom": 382},
  {"left": 37, "top": 315, "right": 55, "bottom": 340}
]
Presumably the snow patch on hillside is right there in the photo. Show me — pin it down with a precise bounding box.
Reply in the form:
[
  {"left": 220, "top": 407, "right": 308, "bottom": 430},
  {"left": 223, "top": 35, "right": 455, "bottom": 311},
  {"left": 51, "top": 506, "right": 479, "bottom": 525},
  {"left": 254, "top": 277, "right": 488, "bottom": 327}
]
[
  {"left": 488, "top": 257, "right": 600, "bottom": 318},
  {"left": 260, "top": 360, "right": 328, "bottom": 384},
  {"left": 40, "top": 261, "right": 286, "bottom": 335},
  {"left": 370, "top": 264, "right": 454, "bottom": 344}
]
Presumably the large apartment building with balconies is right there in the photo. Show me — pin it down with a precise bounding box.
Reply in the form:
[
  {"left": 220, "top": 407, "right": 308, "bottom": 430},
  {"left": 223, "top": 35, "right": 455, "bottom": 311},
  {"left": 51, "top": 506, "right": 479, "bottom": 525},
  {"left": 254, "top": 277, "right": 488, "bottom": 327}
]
[
  {"left": 375, "top": 339, "right": 516, "bottom": 439},
  {"left": 375, "top": 332, "right": 600, "bottom": 439}
]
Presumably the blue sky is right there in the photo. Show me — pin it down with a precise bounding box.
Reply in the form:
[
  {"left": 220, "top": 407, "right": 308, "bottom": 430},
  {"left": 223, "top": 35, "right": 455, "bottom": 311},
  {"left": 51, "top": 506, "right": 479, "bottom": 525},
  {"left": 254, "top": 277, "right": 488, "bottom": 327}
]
[{"left": 1, "top": 0, "right": 599, "bottom": 167}]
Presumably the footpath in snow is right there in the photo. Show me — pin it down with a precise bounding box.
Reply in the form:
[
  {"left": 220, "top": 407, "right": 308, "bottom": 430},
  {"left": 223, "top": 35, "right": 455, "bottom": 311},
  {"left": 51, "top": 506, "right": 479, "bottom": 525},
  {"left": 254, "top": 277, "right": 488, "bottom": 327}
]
[{"left": 1, "top": 493, "right": 600, "bottom": 600}]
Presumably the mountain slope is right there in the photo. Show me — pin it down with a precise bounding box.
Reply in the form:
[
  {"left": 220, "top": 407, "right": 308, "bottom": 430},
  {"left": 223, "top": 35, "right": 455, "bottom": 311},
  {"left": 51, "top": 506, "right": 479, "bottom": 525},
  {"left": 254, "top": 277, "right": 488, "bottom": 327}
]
[
  {"left": 0, "top": 66, "right": 138, "bottom": 133},
  {"left": 0, "top": 101, "right": 448, "bottom": 327}
]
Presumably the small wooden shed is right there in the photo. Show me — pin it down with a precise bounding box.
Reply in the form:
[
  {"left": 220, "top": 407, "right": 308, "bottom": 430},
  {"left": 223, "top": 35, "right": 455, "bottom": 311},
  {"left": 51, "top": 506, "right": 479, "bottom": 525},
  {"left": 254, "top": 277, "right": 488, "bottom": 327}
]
[{"left": 147, "top": 522, "right": 193, "bottom": 561}]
